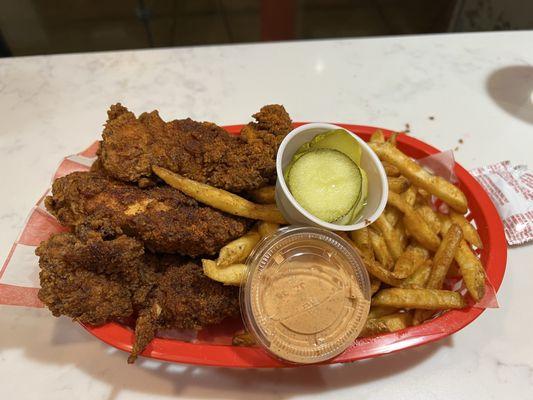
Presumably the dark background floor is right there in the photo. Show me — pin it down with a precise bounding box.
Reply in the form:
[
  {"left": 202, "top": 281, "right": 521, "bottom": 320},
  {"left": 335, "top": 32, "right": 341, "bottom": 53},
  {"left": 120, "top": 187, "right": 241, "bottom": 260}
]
[{"left": 1, "top": 0, "right": 532, "bottom": 56}]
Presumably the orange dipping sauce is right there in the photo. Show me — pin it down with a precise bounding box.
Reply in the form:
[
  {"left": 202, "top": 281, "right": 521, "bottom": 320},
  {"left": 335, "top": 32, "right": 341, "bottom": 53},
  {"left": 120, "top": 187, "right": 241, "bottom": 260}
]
[{"left": 241, "top": 226, "right": 371, "bottom": 364}]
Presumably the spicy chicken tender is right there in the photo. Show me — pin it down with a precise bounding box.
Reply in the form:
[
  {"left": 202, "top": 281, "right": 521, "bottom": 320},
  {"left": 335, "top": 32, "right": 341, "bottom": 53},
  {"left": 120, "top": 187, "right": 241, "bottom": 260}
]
[
  {"left": 36, "top": 232, "right": 153, "bottom": 325},
  {"left": 45, "top": 172, "right": 250, "bottom": 257},
  {"left": 97, "top": 103, "right": 292, "bottom": 192},
  {"left": 129, "top": 260, "right": 240, "bottom": 363},
  {"left": 36, "top": 232, "right": 240, "bottom": 362}
]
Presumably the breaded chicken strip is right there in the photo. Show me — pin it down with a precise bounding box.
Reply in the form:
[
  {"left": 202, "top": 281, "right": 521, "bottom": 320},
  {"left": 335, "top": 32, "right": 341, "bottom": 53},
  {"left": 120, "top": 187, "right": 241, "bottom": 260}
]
[
  {"left": 45, "top": 172, "right": 249, "bottom": 257},
  {"left": 96, "top": 103, "right": 292, "bottom": 192},
  {"left": 128, "top": 260, "right": 240, "bottom": 363},
  {"left": 36, "top": 233, "right": 145, "bottom": 325},
  {"left": 36, "top": 232, "right": 240, "bottom": 362}
]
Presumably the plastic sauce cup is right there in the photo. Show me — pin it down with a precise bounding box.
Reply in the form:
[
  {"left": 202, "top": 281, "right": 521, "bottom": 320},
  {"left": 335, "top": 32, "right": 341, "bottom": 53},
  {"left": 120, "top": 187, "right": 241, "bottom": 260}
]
[
  {"left": 275, "top": 123, "right": 388, "bottom": 231},
  {"left": 240, "top": 226, "right": 371, "bottom": 364}
]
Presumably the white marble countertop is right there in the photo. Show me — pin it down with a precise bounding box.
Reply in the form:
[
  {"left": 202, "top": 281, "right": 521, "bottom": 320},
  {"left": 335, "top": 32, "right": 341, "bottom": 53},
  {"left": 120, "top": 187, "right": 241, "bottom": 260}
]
[{"left": 1, "top": 31, "right": 533, "bottom": 399}]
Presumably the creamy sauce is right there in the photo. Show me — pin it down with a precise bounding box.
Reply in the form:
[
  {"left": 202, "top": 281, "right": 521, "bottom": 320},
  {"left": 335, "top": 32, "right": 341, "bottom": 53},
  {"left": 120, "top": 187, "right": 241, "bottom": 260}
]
[{"left": 248, "top": 238, "right": 370, "bottom": 364}]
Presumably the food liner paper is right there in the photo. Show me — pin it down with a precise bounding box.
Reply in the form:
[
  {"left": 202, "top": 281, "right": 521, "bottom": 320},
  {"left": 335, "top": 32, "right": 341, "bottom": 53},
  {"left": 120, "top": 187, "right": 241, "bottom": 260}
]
[{"left": 0, "top": 143, "right": 503, "bottom": 336}]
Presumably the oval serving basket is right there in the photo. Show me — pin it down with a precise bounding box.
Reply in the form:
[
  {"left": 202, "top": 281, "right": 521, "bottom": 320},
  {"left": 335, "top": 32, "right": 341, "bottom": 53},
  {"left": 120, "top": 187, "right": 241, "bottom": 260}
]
[{"left": 80, "top": 123, "right": 507, "bottom": 368}]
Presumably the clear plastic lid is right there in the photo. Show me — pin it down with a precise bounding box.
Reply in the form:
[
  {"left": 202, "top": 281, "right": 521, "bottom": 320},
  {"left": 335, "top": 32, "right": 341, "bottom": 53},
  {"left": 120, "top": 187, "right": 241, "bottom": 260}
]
[{"left": 240, "top": 226, "right": 371, "bottom": 364}]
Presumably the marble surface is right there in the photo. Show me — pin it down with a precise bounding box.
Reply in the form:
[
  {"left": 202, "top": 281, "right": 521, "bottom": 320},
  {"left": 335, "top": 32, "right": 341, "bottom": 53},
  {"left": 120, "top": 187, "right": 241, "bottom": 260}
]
[{"left": 1, "top": 31, "right": 533, "bottom": 399}]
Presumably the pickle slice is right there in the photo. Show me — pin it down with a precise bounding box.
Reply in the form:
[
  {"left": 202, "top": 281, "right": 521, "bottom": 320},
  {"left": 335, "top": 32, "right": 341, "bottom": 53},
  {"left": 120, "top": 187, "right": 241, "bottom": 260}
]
[
  {"left": 334, "top": 168, "right": 368, "bottom": 225},
  {"left": 310, "top": 129, "right": 362, "bottom": 165},
  {"left": 287, "top": 149, "right": 362, "bottom": 222}
]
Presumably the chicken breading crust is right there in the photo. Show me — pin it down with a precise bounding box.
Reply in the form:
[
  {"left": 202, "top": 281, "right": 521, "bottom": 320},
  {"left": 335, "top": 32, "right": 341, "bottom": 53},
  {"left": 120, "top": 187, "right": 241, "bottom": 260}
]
[
  {"left": 37, "top": 232, "right": 240, "bottom": 361},
  {"left": 97, "top": 103, "right": 292, "bottom": 192},
  {"left": 45, "top": 172, "right": 250, "bottom": 257}
]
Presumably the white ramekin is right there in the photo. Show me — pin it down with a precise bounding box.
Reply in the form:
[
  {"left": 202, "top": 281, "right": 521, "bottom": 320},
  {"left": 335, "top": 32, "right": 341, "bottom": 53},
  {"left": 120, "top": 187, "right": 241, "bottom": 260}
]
[{"left": 275, "top": 123, "right": 388, "bottom": 231}]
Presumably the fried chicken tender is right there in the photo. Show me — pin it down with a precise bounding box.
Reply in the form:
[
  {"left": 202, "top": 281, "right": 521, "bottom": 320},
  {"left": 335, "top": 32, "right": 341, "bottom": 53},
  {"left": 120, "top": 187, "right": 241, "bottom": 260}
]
[
  {"left": 37, "top": 103, "right": 292, "bottom": 363},
  {"left": 45, "top": 172, "right": 249, "bottom": 257},
  {"left": 241, "top": 104, "right": 293, "bottom": 139},
  {"left": 97, "top": 103, "right": 292, "bottom": 192},
  {"left": 128, "top": 260, "right": 240, "bottom": 363},
  {"left": 36, "top": 233, "right": 142, "bottom": 325},
  {"left": 155, "top": 258, "right": 240, "bottom": 329},
  {"left": 37, "top": 232, "right": 240, "bottom": 362}
]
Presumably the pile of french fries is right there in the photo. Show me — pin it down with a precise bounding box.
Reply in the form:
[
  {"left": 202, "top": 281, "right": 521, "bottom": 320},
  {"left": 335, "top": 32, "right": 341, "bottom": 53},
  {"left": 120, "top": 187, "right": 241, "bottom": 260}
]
[
  {"left": 153, "top": 129, "right": 487, "bottom": 341},
  {"left": 353, "top": 130, "right": 486, "bottom": 337},
  {"left": 201, "top": 221, "right": 280, "bottom": 285}
]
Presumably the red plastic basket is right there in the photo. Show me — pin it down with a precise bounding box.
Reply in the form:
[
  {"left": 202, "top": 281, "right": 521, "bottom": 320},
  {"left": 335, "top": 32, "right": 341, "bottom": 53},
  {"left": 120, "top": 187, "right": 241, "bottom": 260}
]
[{"left": 81, "top": 123, "right": 507, "bottom": 368}]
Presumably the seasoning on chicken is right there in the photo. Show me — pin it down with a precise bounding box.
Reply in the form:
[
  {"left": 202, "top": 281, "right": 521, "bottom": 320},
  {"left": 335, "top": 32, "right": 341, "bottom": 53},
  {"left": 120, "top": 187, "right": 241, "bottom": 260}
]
[
  {"left": 45, "top": 172, "right": 250, "bottom": 257},
  {"left": 36, "top": 232, "right": 240, "bottom": 362},
  {"left": 97, "top": 103, "right": 292, "bottom": 192}
]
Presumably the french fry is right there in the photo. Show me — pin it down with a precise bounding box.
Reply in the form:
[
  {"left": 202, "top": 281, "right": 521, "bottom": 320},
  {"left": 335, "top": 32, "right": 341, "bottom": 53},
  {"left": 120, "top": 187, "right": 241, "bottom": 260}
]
[
  {"left": 369, "top": 142, "right": 468, "bottom": 213},
  {"left": 383, "top": 161, "right": 400, "bottom": 177},
  {"left": 217, "top": 230, "right": 260, "bottom": 267},
  {"left": 426, "top": 224, "right": 463, "bottom": 290},
  {"left": 248, "top": 185, "right": 276, "bottom": 204},
  {"left": 387, "top": 176, "right": 410, "bottom": 193},
  {"left": 368, "top": 228, "right": 394, "bottom": 269},
  {"left": 363, "top": 257, "right": 403, "bottom": 287},
  {"left": 449, "top": 211, "right": 483, "bottom": 248},
  {"left": 402, "top": 185, "right": 417, "bottom": 207},
  {"left": 413, "top": 224, "right": 463, "bottom": 324},
  {"left": 350, "top": 227, "right": 374, "bottom": 261},
  {"left": 153, "top": 166, "right": 287, "bottom": 223},
  {"left": 372, "top": 288, "right": 466, "bottom": 310},
  {"left": 395, "top": 219, "right": 408, "bottom": 250},
  {"left": 368, "top": 306, "right": 398, "bottom": 319},
  {"left": 455, "top": 241, "right": 486, "bottom": 302},
  {"left": 373, "top": 215, "right": 403, "bottom": 260},
  {"left": 393, "top": 242, "right": 430, "bottom": 278},
  {"left": 440, "top": 215, "right": 486, "bottom": 302},
  {"left": 384, "top": 186, "right": 416, "bottom": 227},
  {"left": 416, "top": 205, "right": 442, "bottom": 234},
  {"left": 401, "top": 260, "right": 432, "bottom": 289},
  {"left": 417, "top": 188, "right": 431, "bottom": 202},
  {"left": 370, "top": 129, "right": 385, "bottom": 143},
  {"left": 232, "top": 331, "right": 257, "bottom": 346},
  {"left": 350, "top": 228, "right": 381, "bottom": 295},
  {"left": 385, "top": 206, "right": 402, "bottom": 227},
  {"left": 370, "top": 276, "right": 381, "bottom": 295},
  {"left": 202, "top": 259, "right": 247, "bottom": 286},
  {"left": 388, "top": 132, "right": 400, "bottom": 147},
  {"left": 360, "top": 312, "right": 412, "bottom": 337},
  {"left": 387, "top": 192, "right": 441, "bottom": 251},
  {"left": 257, "top": 221, "right": 280, "bottom": 238}
]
